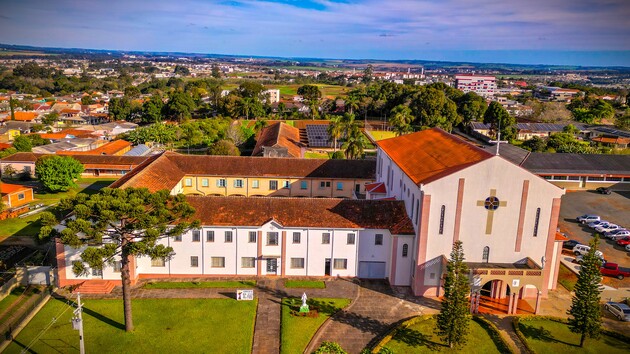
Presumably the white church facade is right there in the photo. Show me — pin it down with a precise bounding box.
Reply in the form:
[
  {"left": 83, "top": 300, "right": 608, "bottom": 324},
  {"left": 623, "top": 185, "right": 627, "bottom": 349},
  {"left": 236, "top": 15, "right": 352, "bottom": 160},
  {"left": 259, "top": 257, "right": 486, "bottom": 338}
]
[{"left": 55, "top": 128, "right": 566, "bottom": 311}]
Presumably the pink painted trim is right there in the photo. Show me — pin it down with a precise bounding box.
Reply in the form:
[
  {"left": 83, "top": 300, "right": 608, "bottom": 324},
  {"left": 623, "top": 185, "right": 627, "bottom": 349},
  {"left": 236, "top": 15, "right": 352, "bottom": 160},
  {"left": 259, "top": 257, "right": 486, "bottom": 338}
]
[
  {"left": 551, "top": 241, "right": 563, "bottom": 290},
  {"left": 257, "top": 231, "right": 262, "bottom": 276},
  {"left": 452, "top": 178, "right": 465, "bottom": 243},
  {"left": 55, "top": 239, "right": 68, "bottom": 287},
  {"left": 542, "top": 198, "right": 561, "bottom": 296},
  {"left": 514, "top": 180, "right": 530, "bottom": 252},
  {"left": 390, "top": 236, "right": 398, "bottom": 284},
  {"left": 413, "top": 194, "right": 431, "bottom": 296},
  {"left": 281, "top": 231, "right": 287, "bottom": 277}
]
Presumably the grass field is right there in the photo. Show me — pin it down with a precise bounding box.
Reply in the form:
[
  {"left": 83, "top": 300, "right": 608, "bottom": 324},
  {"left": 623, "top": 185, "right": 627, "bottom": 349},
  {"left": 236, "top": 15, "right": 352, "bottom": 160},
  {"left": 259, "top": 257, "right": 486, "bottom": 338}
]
[
  {"left": 518, "top": 319, "right": 630, "bottom": 353},
  {"left": 267, "top": 84, "right": 349, "bottom": 98},
  {"left": 284, "top": 280, "right": 326, "bottom": 289},
  {"left": 0, "top": 287, "right": 31, "bottom": 323},
  {"left": 5, "top": 298, "right": 257, "bottom": 354},
  {"left": 0, "top": 50, "right": 55, "bottom": 56},
  {"left": 557, "top": 264, "right": 577, "bottom": 292},
  {"left": 143, "top": 281, "right": 256, "bottom": 289},
  {"left": 304, "top": 151, "right": 330, "bottom": 159},
  {"left": 280, "top": 297, "right": 351, "bottom": 354},
  {"left": 368, "top": 130, "right": 397, "bottom": 141},
  {"left": 382, "top": 316, "right": 502, "bottom": 354}
]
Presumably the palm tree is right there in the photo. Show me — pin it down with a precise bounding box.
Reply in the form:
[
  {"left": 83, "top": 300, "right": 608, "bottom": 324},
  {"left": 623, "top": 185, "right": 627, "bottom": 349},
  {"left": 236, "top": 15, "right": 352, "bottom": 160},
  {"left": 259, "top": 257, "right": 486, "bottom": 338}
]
[
  {"left": 389, "top": 104, "right": 414, "bottom": 136},
  {"left": 239, "top": 97, "right": 255, "bottom": 120},
  {"left": 327, "top": 116, "right": 343, "bottom": 151},
  {"left": 345, "top": 95, "right": 360, "bottom": 115},
  {"left": 342, "top": 123, "right": 366, "bottom": 159}
]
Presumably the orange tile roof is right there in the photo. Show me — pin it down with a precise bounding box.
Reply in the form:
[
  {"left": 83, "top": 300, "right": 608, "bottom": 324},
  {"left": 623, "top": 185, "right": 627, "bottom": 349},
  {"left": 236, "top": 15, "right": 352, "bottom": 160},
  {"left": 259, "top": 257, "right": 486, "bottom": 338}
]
[
  {"left": 0, "top": 143, "right": 12, "bottom": 150},
  {"left": 376, "top": 128, "right": 494, "bottom": 185},
  {"left": 365, "top": 182, "right": 386, "bottom": 194},
  {"left": 252, "top": 122, "right": 303, "bottom": 157},
  {"left": 591, "top": 136, "right": 630, "bottom": 145},
  {"left": 0, "top": 183, "right": 31, "bottom": 195},
  {"left": 12, "top": 112, "right": 39, "bottom": 121},
  {"left": 555, "top": 232, "right": 569, "bottom": 241},
  {"left": 187, "top": 196, "right": 415, "bottom": 235},
  {"left": 57, "top": 140, "right": 131, "bottom": 156}
]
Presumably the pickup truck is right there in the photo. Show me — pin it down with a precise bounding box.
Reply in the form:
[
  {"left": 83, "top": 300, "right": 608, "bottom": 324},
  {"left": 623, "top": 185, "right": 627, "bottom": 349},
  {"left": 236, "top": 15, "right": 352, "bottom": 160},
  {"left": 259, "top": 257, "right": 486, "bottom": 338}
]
[{"left": 601, "top": 262, "right": 630, "bottom": 280}]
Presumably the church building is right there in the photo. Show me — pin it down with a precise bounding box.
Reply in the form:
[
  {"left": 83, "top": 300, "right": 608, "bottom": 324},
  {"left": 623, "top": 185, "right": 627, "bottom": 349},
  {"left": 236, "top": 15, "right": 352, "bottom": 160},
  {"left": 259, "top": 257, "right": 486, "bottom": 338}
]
[{"left": 55, "top": 128, "right": 566, "bottom": 312}]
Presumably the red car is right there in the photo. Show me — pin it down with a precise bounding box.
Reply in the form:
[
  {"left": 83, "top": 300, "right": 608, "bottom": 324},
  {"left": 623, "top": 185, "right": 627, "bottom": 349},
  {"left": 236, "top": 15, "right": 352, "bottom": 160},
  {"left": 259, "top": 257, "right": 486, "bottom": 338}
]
[{"left": 616, "top": 237, "right": 630, "bottom": 246}]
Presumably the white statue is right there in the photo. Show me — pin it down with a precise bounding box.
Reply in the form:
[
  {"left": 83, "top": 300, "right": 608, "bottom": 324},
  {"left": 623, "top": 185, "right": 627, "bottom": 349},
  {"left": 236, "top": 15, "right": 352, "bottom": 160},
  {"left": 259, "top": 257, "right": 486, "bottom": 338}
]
[{"left": 301, "top": 292, "right": 308, "bottom": 308}]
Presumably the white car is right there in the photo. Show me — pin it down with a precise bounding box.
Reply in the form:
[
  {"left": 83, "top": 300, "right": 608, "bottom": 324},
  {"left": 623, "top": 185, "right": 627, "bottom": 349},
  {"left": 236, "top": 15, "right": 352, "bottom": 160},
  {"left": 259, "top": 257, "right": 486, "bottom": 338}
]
[
  {"left": 573, "top": 244, "right": 604, "bottom": 259},
  {"left": 626, "top": 244, "right": 630, "bottom": 252},
  {"left": 595, "top": 224, "right": 622, "bottom": 233},
  {"left": 577, "top": 214, "right": 601, "bottom": 224},
  {"left": 605, "top": 230, "right": 630, "bottom": 240},
  {"left": 588, "top": 220, "right": 609, "bottom": 229}
]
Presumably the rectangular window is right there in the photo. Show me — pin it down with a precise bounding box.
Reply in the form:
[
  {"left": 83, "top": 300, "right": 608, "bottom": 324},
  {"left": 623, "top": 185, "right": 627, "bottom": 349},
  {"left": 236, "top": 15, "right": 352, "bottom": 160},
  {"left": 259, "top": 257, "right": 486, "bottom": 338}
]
[
  {"left": 234, "top": 179, "right": 244, "bottom": 188},
  {"left": 282, "top": 180, "right": 290, "bottom": 189},
  {"left": 347, "top": 233, "right": 355, "bottom": 245},
  {"left": 533, "top": 208, "right": 541, "bottom": 237},
  {"left": 192, "top": 230, "right": 200, "bottom": 242},
  {"left": 151, "top": 258, "right": 166, "bottom": 267},
  {"left": 113, "top": 262, "right": 122, "bottom": 273},
  {"left": 174, "top": 235, "right": 182, "bottom": 242},
  {"left": 225, "top": 231, "right": 233, "bottom": 243},
  {"left": 206, "top": 230, "right": 214, "bottom": 242},
  {"left": 439, "top": 205, "right": 445, "bottom": 235},
  {"left": 375, "top": 234, "right": 383, "bottom": 245},
  {"left": 333, "top": 258, "right": 347, "bottom": 269},
  {"left": 567, "top": 176, "right": 580, "bottom": 181},
  {"left": 336, "top": 182, "right": 343, "bottom": 191},
  {"left": 190, "top": 256, "right": 199, "bottom": 268},
  {"left": 269, "top": 180, "right": 278, "bottom": 190},
  {"left": 92, "top": 268, "right": 102, "bottom": 277},
  {"left": 300, "top": 181, "right": 308, "bottom": 190},
  {"left": 606, "top": 177, "right": 622, "bottom": 182},
  {"left": 267, "top": 232, "right": 279, "bottom": 246},
  {"left": 184, "top": 178, "right": 192, "bottom": 187},
  {"left": 293, "top": 232, "right": 301, "bottom": 244},
  {"left": 291, "top": 258, "right": 305, "bottom": 269},
  {"left": 217, "top": 179, "right": 226, "bottom": 187},
  {"left": 320, "top": 181, "right": 331, "bottom": 188},
  {"left": 201, "top": 178, "right": 209, "bottom": 187},
  {"left": 211, "top": 257, "right": 225, "bottom": 268},
  {"left": 18, "top": 193, "right": 25, "bottom": 200},
  {"left": 249, "top": 231, "right": 257, "bottom": 243},
  {"left": 241, "top": 257, "right": 255, "bottom": 268},
  {"left": 587, "top": 176, "right": 605, "bottom": 181},
  {"left": 322, "top": 233, "right": 331, "bottom": 244},
  {"left": 252, "top": 180, "right": 259, "bottom": 189}
]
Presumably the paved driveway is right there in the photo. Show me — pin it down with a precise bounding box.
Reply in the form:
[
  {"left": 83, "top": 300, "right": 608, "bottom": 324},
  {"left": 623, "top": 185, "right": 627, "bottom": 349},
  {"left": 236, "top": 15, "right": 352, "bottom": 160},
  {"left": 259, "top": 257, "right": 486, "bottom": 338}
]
[{"left": 558, "top": 190, "right": 630, "bottom": 287}]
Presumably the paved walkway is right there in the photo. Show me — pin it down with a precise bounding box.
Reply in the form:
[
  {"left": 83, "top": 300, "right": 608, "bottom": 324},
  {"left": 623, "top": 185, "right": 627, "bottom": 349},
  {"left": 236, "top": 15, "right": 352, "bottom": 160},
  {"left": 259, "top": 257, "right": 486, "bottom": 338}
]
[{"left": 306, "top": 281, "right": 436, "bottom": 354}]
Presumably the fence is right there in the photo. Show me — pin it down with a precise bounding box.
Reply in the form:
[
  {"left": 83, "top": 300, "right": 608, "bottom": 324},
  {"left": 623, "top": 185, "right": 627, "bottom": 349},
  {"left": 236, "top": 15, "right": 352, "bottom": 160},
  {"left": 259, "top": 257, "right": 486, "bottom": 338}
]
[
  {"left": 0, "top": 286, "right": 51, "bottom": 343},
  {"left": 0, "top": 273, "right": 18, "bottom": 300}
]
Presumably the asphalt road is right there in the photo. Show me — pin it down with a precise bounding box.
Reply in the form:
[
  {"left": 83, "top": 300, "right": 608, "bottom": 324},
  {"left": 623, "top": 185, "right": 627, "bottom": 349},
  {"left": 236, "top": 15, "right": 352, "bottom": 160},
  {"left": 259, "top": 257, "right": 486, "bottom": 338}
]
[{"left": 558, "top": 190, "right": 630, "bottom": 288}]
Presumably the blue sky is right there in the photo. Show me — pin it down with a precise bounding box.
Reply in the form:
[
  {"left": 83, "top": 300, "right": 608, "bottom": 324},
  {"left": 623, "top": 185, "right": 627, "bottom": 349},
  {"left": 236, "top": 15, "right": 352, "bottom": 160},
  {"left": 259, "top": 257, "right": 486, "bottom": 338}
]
[{"left": 1, "top": 0, "right": 629, "bottom": 66}]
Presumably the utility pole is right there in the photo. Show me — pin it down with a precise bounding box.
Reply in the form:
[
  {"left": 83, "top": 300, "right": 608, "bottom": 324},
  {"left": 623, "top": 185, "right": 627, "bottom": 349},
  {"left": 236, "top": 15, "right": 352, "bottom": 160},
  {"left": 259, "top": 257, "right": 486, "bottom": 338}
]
[{"left": 72, "top": 293, "right": 86, "bottom": 354}]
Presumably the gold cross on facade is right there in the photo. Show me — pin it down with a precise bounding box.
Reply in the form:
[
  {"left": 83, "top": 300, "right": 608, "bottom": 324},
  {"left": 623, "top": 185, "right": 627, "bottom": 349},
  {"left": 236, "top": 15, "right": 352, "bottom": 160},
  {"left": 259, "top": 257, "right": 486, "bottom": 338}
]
[{"left": 476, "top": 189, "right": 507, "bottom": 235}]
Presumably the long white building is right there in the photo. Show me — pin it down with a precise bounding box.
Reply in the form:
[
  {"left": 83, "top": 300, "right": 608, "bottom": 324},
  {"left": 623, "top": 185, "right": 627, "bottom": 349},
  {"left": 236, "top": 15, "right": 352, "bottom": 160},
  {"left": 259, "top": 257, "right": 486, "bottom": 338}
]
[{"left": 455, "top": 74, "right": 496, "bottom": 96}]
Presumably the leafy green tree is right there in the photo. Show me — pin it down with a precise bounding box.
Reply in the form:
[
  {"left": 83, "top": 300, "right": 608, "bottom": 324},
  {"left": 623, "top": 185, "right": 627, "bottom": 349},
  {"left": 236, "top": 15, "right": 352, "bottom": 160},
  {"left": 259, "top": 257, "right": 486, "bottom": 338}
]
[
  {"left": 80, "top": 95, "right": 94, "bottom": 105},
  {"left": 12, "top": 135, "right": 33, "bottom": 152},
  {"left": 327, "top": 116, "right": 344, "bottom": 151},
  {"left": 457, "top": 92, "right": 487, "bottom": 124},
  {"left": 410, "top": 87, "right": 460, "bottom": 131},
  {"left": 124, "top": 86, "right": 141, "bottom": 99},
  {"left": 208, "top": 139, "right": 240, "bottom": 156},
  {"left": 342, "top": 123, "right": 366, "bottom": 159},
  {"left": 314, "top": 341, "right": 347, "bottom": 354},
  {"left": 41, "top": 111, "right": 59, "bottom": 126},
  {"left": 211, "top": 65, "right": 222, "bottom": 79},
  {"left": 615, "top": 110, "right": 630, "bottom": 130},
  {"left": 237, "top": 81, "right": 265, "bottom": 99},
  {"left": 238, "top": 97, "right": 263, "bottom": 120},
  {"left": 522, "top": 136, "right": 547, "bottom": 152},
  {"left": 568, "top": 235, "right": 603, "bottom": 347},
  {"left": 297, "top": 85, "right": 322, "bottom": 102},
  {"left": 563, "top": 124, "right": 580, "bottom": 135},
  {"left": 45, "top": 188, "right": 199, "bottom": 332},
  {"left": 436, "top": 240, "right": 470, "bottom": 348},
  {"left": 2, "top": 164, "right": 17, "bottom": 178},
  {"left": 165, "top": 91, "right": 196, "bottom": 121},
  {"left": 173, "top": 65, "right": 190, "bottom": 76},
  {"left": 363, "top": 64, "right": 374, "bottom": 84},
  {"left": 389, "top": 105, "right": 414, "bottom": 136},
  {"left": 344, "top": 95, "right": 360, "bottom": 115},
  {"left": 141, "top": 94, "right": 164, "bottom": 123},
  {"left": 108, "top": 97, "right": 138, "bottom": 121},
  {"left": 483, "top": 102, "right": 516, "bottom": 141},
  {"left": 35, "top": 155, "right": 84, "bottom": 192}
]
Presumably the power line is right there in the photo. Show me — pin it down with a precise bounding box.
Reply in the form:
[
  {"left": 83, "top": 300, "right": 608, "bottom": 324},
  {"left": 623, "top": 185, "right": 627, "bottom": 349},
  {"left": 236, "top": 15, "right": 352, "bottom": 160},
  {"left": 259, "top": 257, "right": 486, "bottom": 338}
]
[{"left": 20, "top": 297, "right": 77, "bottom": 354}]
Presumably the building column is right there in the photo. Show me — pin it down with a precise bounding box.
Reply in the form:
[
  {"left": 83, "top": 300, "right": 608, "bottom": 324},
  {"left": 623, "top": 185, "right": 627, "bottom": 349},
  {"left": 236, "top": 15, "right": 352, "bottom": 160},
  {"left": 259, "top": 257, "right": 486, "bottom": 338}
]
[
  {"left": 542, "top": 198, "right": 562, "bottom": 296},
  {"left": 535, "top": 291, "right": 542, "bottom": 314},
  {"left": 256, "top": 231, "right": 262, "bottom": 277},
  {"left": 281, "top": 231, "right": 287, "bottom": 277},
  {"left": 499, "top": 281, "right": 508, "bottom": 299},
  {"left": 507, "top": 292, "right": 514, "bottom": 314},
  {"left": 389, "top": 236, "right": 398, "bottom": 285},
  {"left": 490, "top": 280, "right": 496, "bottom": 299},
  {"left": 511, "top": 293, "right": 519, "bottom": 314}
]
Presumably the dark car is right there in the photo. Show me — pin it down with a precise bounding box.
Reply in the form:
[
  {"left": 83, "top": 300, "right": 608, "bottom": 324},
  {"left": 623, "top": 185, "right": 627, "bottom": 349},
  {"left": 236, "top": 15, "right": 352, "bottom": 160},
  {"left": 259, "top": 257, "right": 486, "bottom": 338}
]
[
  {"left": 596, "top": 187, "right": 612, "bottom": 195},
  {"left": 563, "top": 239, "right": 581, "bottom": 250}
]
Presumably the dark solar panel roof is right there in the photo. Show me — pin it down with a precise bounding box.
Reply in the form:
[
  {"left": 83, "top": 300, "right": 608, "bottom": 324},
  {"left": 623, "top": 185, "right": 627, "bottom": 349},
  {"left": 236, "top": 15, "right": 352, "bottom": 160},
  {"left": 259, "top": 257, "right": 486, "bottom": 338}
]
[
  {"left": 471, "top": 122, "right": 586, "bottom": 132},
  {"left": 482, "top": 143, "right": 530, "bottom": 165},
  {"left": 306, "top": 124, "right": 332, "bottom": 148},
  {"left": 522, "top": 153, "right": 630, "bottom": 175},
  {"left": 592, "top": 127, "right": 630, "bottom": 138}
]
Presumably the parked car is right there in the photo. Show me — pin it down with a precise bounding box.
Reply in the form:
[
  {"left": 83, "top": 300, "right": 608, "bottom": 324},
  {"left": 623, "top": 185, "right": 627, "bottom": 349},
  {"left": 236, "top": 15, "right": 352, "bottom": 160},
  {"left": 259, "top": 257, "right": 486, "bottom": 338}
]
[
  {"left": 626, "top": 244, "right": 630, "bottom": 252},
  {"left": 616, "top": 237, "right": 630, "bottom": 246},
  {"left": 588, "top": 220, "right": 609, "bottom": 229},
  {"left": 605, "top": 229, "right": 630, "bottom": 240},
  {"left": 604, "top": 302, "right": 630, "bottom": 321},
  {"left": 596, "top": 187, "right": 612, "bottom": 195},
  {"left": 577, "top": 214, "right": 601, "bottom": 224},
  {"left": 573, "top": 244, "right": 604, "bottom": 259},
  {"left": 595, "top": 223, "right": 622, "bottom": 233},
  {"left": 601, "top": 262, "right": 630, "bottom": 280},
  {"left": 563, "top": 239, "right": 581, "bottom": 250},
  {"left": 573, "top": 254, "right": 605, "bottom": 264}
]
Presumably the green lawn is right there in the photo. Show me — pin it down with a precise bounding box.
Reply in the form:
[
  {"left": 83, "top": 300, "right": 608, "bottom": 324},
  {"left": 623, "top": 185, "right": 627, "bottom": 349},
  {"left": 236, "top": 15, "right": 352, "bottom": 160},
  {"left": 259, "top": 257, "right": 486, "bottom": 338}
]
[
  {"left": 304, "top": 151, "right": 330, "bottom": 159},
  {"left": 281, "top": 297, "right": 351, "bottom": 354},
  {"left": 143, "top": 280, "right": 256, "bottom": 289},
  {"left": 284, "top": 280, "right": 326, "bottom": 289},
  {"left": 518, "top": 319, "right": 630, "bottom": 353},
  {"left": 557, "top": 264, "right": 577, "bottom": 292},
  {"left": 368, "top": 130, "right": 397, "bottom": 141},
  {"left": 382, "top": 316, "right": 502, "bottom": 354},
  {"left": 0, "top": 287, "right": 29, "bottom": 322},
  {"left": 267, "top": 84, "right": 348, "bottom": 99},
  {"left": 6, "top": 298, "right": 257, "bottom": 354}
]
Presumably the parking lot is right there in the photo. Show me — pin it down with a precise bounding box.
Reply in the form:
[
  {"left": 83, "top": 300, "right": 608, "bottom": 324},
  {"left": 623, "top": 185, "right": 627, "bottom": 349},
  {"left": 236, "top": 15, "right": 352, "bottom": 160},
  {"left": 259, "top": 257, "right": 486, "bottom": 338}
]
[{"left": 558, "top": 190, "right": 630, "bottom": 288}]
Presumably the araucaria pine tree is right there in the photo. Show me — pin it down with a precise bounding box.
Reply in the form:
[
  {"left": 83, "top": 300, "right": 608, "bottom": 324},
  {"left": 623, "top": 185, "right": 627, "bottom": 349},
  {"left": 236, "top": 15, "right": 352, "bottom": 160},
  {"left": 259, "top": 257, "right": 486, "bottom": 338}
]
[
  {"left": 568, "top": 235, "right": 603, "bottom": 347},
  {"left": 436, "top": 240, "right": 471, "bottom": 348}
]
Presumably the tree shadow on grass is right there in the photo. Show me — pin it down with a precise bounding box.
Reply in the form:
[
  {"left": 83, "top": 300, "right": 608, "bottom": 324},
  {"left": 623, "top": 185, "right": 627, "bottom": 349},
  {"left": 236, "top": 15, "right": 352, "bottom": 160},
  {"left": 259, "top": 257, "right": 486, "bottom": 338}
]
[
  {"left": 38, "top": 338, "right": 77, "bottom": 354},
  {"left": 519, "top": 323, "right": 578, "bottom": 347},
  {"left": 51, "top": 297, "right": 124, "bottom": 331},
  {"left": 390, "top": 327, "right": 444, "bottom": 351}
]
